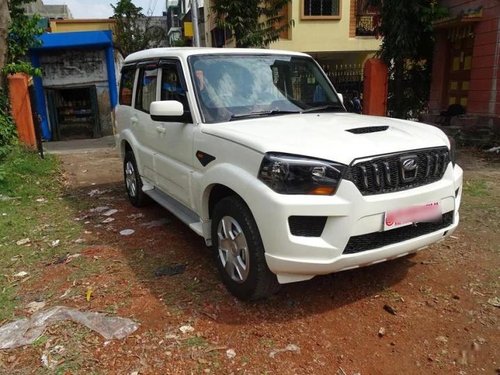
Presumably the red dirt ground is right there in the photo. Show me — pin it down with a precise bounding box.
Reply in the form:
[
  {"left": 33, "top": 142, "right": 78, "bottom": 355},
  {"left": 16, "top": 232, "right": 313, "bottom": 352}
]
[{"left": 2, "top": 148, "right": 499, "bottom": 374}]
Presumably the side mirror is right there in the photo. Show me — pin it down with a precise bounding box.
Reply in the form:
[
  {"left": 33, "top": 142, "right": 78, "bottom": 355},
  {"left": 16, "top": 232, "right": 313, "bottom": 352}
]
[
  {"left": 337, "top": 93, "right": 344, "bottom": 105},
  {"left": 149, "top": 100, "right": 193, "bottom": 123},
  {"left": 150, "top": 100, "right": 185, "bottom": 121}
]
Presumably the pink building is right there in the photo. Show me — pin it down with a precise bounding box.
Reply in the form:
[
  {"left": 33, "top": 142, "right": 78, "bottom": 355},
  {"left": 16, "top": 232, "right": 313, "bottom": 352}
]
[{"left": 428, "top": 0, "right": 499, "bottom": 135}]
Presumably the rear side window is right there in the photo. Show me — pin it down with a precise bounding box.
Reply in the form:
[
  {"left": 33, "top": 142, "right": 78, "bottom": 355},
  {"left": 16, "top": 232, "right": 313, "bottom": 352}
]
[
  {"left": 135, "top": 66, "right": 159, "bottom": 113},
  {"left": 119, "top": 66, "right": 136, "bottom": 106}
]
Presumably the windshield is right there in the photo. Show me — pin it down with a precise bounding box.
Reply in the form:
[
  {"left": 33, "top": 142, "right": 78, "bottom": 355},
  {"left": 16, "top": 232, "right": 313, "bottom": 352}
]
[{"left": 188, "top": 54, "right": 344, "bottom": 123}]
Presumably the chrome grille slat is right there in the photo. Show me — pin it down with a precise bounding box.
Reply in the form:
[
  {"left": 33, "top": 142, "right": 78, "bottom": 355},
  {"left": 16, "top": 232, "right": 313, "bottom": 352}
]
[{"left": 346, "top": 147, "right": 450, "bottom": 195}]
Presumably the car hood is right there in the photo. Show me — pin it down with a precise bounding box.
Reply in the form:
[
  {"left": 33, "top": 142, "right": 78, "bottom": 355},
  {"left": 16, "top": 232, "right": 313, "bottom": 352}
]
[{"left": 200, "top": 113, "right": 449, "bottom": 165}]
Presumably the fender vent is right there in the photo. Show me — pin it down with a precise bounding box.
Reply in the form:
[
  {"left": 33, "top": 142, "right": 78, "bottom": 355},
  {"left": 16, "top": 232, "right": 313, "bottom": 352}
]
[{"left": 346, "top": 126, "right": 389, "bottom": 134}]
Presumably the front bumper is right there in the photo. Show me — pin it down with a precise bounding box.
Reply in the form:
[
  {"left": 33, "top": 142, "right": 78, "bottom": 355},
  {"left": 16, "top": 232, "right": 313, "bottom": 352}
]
[{"left": 250, "top": 163, "right": 463, "bottom": 284}]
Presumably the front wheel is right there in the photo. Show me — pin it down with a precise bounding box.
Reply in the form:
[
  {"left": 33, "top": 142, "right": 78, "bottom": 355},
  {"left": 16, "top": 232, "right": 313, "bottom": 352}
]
[{"left": 212, "top": 196, "right": 280, "bottom": 300}]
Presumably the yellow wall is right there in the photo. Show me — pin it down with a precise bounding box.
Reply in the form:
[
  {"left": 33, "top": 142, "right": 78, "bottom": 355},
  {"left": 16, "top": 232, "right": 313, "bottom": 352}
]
[
  {"left": 271, "top": 0, "right": 381, "bottom": 53},
  {"left": 50, "top": 20, "right": 115, "bottom": 33}
]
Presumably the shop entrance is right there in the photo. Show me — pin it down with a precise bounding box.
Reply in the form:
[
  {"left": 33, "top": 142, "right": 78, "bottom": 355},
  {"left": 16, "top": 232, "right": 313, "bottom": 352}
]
[{"left": 46, "top": 86, "right": 101, "bottom": 141}]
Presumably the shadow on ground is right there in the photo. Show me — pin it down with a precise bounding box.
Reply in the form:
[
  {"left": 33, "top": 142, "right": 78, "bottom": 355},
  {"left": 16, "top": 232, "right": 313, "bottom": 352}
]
[{"left": 61, "top": 179, "right": 416, "bottom": 328}]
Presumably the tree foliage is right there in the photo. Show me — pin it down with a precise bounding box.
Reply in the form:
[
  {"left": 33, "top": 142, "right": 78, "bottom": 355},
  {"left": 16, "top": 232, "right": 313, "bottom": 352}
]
[
  {"left": 111, "top": 0, "right": 166, "bottom": 57},
  {"left": 1, "top": 0, "right": 44, "bottom": 158},
  {"left": 0, "top": 88, "right": 17, "bottom": 160},
  {"left": 211, "top": 0, "right": 291, "bottom": 48},
  {"left": 3, "top": 0, "right": 43, "bottom": 77},
  {"left": 371, "top": 0, "right": 447, "bottom": 119}
]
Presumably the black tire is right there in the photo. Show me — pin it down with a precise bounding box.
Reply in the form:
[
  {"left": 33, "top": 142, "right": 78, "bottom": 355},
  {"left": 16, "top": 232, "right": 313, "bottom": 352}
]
[
  {"left": 212, "top": 196, "right": 280, "bottom": 300},
  {"left": 123, "top": 151, "right": 148, "bottom": 207}
]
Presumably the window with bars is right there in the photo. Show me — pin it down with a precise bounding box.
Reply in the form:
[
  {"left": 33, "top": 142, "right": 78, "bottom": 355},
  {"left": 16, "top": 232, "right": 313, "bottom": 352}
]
[{"left": 302, "top": 0, "right": 341, "bottom": 18}]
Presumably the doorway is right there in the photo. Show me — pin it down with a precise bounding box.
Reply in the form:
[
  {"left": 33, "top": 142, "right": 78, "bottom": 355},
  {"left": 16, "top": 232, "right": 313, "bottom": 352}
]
[
  {"left": 445, "top": 29, "right": 474, "bottom": 110},
  {"left": 46, "top": 86, "right": 101, "bottom": 141}
]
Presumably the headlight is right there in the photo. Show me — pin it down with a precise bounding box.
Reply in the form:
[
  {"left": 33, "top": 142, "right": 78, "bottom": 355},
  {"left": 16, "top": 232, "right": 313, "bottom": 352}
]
[
  {"left": 447, "top": 136, "right": 456, "bottom": 166},
  {"left": 258, "top": 153, "right": 347, "bottom": 195}
]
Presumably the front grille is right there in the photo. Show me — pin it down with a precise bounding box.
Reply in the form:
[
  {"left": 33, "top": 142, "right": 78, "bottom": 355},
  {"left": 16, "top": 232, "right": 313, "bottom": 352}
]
[
  {"left": 343, "top": 211, "right": 454, "bottom": 254},
  {"left": 346, "top": 147, "right": 450, "bottom": 195},
  {"left": 288, "top": 216, "right": 327, "bottom": 237}
]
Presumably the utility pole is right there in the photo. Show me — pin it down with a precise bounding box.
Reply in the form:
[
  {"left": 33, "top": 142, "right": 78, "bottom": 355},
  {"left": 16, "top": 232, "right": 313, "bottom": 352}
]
[{"left": 191, "top": 0, "right": 200, "bottom": 47}]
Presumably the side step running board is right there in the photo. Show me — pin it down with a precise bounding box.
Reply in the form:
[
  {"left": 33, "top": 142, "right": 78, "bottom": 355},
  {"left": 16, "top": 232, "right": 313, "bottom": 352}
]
[{"left": 144, "top": 188, "right": 204, "bottom": 237}]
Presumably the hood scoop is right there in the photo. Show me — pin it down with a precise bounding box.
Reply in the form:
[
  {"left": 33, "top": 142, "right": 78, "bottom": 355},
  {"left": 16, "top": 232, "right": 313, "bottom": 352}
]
[{"left": 346, "top": 126, "right": 389, "bottom": 134}]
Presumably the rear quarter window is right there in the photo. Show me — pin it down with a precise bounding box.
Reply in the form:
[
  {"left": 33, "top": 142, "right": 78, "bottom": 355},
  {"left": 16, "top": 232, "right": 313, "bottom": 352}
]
[{"left": 119, "top": 66, "right": 136, "bottom": 106}]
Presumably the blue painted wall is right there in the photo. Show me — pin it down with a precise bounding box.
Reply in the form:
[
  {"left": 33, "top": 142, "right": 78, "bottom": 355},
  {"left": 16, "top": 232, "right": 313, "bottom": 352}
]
[{"left": 30, "top": 30, "right": 117, "bottom": 141}]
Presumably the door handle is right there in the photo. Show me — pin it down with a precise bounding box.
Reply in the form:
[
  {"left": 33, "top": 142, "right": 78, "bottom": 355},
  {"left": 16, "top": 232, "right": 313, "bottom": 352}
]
[
  {"left": 156, "top": 125, "right": 166, "bottom": 134},
  {"left": 131, "top": 117, "right": 138, "bottom": 126}
]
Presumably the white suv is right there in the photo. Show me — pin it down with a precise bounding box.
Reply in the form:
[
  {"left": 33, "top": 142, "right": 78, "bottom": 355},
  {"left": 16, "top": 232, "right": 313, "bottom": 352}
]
[{"left": 116, "top": 48, "right": 463, "bottom": 300}]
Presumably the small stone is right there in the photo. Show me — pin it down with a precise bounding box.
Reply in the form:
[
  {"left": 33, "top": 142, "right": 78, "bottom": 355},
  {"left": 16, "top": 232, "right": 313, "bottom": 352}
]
[
  {"left": 435, "top": 336, "right": 448, "bottom": 344},
  {"left": 378, "top": 327, "right": 386, "bottom": 337},
  {"left": 383, "top": 304, "right": 397, "bottom": 315},
  {"left": 91, "top": 206, "right": 109, "bottom": 213},
  {"left": 26, "top": 301, "right": 46, "bottom": 313},
  {"left": 487, "top": 297, "right": 500, "bottom": 307},
  {"left": 13, "top": 271, "right": 29, "bottom": 278},
  {"left": 119, "top": 229, "right": 135, "bottom": 236},
  {"left": 179, "top": 325, "right": 194, "bottom": 334},
  {"left": 16, "top": 238, "right": 30, "bottom": 246},
  {"left": 103, "top": 209, "right": 118, "bottom": 217},
  {"left": 49, "top": 240, "right": 60, "bottom": 247},
  {"left": 226, "top": 349, "right": 236, "bottom": 359}
]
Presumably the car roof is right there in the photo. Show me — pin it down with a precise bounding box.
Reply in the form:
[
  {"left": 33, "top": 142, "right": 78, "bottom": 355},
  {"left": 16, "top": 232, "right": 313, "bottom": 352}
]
[{"left": 124, "top": 47, "right": 310, "bottom": 64}]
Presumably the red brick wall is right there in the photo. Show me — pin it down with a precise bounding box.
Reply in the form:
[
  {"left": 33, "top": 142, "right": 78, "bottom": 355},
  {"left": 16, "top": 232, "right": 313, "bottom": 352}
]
[
  {"left": 349, "top": 0, "right": 356, "bottom": 38},
  {"left": 430, "top": 0, "right": 500, "bottom": 118}
]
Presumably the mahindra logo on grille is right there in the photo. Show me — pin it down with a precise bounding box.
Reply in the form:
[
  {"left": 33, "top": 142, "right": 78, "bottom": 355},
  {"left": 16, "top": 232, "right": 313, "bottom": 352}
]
[
  {"left": 402, "top": 158, "right": 417, "bottom": 171},
  {"left": 400, "top": 156, "right": 418, "bottom": 183}
]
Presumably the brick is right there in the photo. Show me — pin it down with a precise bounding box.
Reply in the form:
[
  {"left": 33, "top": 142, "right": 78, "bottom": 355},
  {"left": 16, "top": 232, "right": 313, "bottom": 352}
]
[
  {"left": 470, "top": 66, "right": 495, "bottom": 80},
  {"left": 470, "top": 78, "right": 495, "bottom": 90},
  {"left": 471, "top": 54, "right": 497, "bottom": 68},
  {"left": 474, "top": 30, "right": 499, "bottom": 46},
  {"left": 467, "top": 100, "right": 489, "bottom": 114},
  {"left": 474, "top": 19, "right": 500, "bottom": 34},
  {"left": 472, "top": 42, "right": 496, "bottom": 57},
  {"left": 468, "top": 90, "right": 491, "bottom": 102}
]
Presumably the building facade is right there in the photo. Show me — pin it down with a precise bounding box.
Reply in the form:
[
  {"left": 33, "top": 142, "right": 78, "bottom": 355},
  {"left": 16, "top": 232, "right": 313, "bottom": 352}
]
[
  {"left": 428, "top": 0, "right": 499, "bottom": 133},
  {"left": 203, "top": 0, "right": 381, "bottom": 94}
]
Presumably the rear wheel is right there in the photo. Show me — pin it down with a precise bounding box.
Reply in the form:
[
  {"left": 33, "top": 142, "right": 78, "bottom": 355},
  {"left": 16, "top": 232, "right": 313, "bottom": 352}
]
[
  {"left": 212, "top": 196, "right": 280, "bottom": 300},
  {"left": 124, "top": 151, "right": 148, "bottom": 207}
]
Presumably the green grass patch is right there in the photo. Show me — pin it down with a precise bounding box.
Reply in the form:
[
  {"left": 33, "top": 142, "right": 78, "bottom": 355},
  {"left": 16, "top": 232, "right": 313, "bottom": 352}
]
[
  {"left": 463, "top": 179, "right": 489, "bottom": 197},
  {"left": 0, "top": 147, "right": 86, "bottom": 320},
  {"left": 182, "top": 336, "right": 208, "bottom": 348},
  {"left": 0, "top": 284, "right": 18, "bottom": 322}
]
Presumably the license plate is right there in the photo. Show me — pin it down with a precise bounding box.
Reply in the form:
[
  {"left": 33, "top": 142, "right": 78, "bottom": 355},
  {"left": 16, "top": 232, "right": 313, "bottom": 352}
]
[{"left": 384, "top": 202, "right": 441, "bottom": 231}]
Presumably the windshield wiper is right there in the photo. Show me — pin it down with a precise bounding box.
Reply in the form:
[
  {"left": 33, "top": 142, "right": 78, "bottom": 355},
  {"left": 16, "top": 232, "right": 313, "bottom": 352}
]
[
  {"left": 229, "top": 109, "right": 300, "bottom": 121},
  {"left": 301, "top": 104, "right": 345, "bottom": 113}
]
